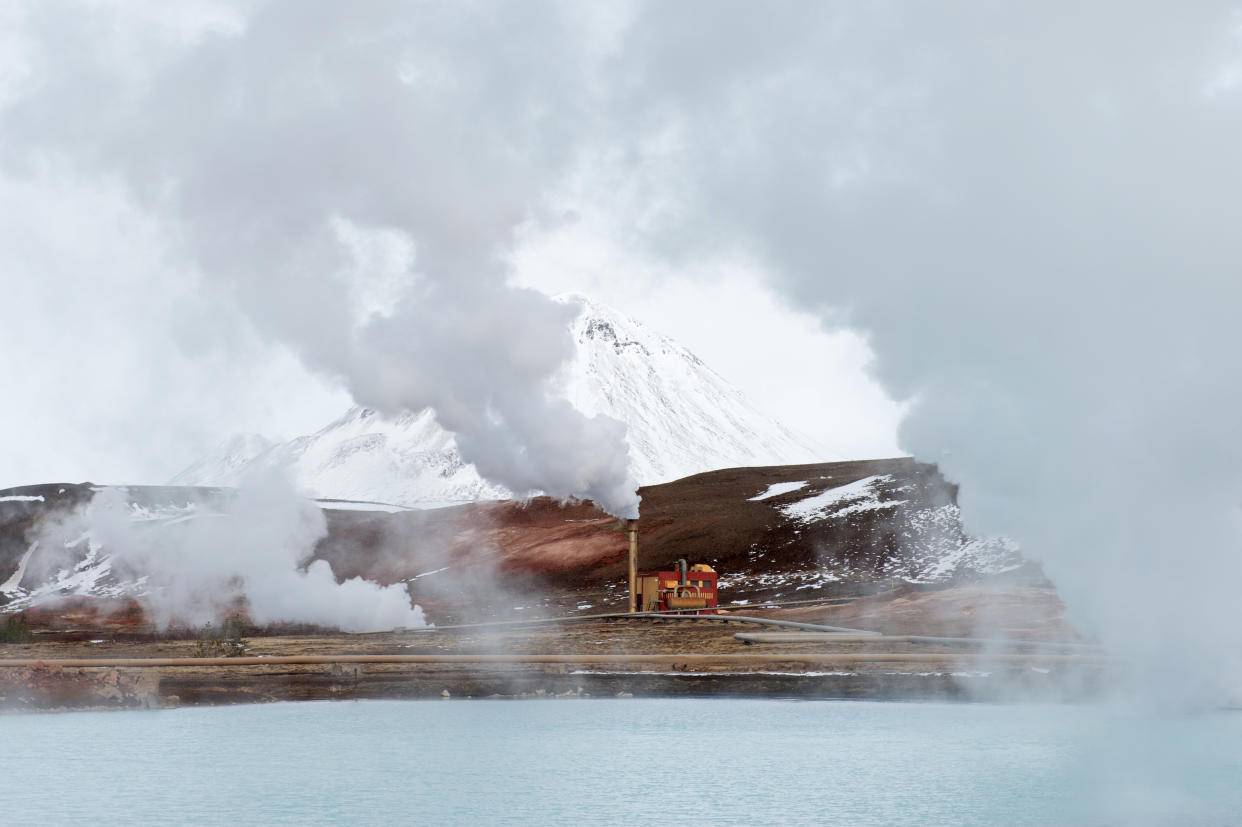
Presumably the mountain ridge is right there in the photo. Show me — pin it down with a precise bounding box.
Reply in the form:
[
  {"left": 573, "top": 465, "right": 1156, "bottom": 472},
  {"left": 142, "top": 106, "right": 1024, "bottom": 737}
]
[{"left": 172, "top": 297, "right": 834, "bottom": 506}]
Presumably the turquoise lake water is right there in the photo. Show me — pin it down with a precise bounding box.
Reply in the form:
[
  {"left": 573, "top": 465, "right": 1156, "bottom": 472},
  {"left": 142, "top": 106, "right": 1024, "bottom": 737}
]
[{"left": 4, "top": 699, "right": 1240, "bottom": 825}]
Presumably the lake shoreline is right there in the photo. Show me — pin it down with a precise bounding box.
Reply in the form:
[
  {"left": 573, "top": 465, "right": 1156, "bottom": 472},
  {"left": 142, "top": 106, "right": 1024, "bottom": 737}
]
[{"left": 1, "top": 621, "right": 1118, "bottom": 711}]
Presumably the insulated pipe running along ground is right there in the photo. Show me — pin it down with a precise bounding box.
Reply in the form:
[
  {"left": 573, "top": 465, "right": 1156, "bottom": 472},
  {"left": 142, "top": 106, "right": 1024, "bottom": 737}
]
[
  {"left": 732, "top": 632, "right": 1104, "bottom": 654},
  {"left": 633, "top": 613, "right": 881, "bottom": 636},
  {"left": 400, "top": 609, "right": 884, "bottom": 635},
  {"left": 0, "top": 652, "right": 1122, "bottom": 668}
]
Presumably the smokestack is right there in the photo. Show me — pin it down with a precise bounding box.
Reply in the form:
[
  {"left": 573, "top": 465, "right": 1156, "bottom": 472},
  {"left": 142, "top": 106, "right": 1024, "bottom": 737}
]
[{"left": 626, "top": 519, "right": 639, "bottom": 613}]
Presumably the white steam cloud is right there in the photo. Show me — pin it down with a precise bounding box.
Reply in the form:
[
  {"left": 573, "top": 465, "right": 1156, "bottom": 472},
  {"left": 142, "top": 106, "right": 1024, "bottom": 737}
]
[
  {"left": 7, "top": 3, "right": 1242, "bottom": 700},
  {"left": 37, "top": 477, "right": 424, "bottom": 632},
  {"left": 1, "top": 1, "right": 638, "bottom": 518},
  {"left": 589, "top": 3, "right": 1242, "bottom": 703}
]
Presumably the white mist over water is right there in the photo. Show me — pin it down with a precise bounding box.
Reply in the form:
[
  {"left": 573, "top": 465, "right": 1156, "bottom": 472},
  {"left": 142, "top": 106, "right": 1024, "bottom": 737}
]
[{"left": 8, "top": 700, "right": 1242, "bottom": 826}]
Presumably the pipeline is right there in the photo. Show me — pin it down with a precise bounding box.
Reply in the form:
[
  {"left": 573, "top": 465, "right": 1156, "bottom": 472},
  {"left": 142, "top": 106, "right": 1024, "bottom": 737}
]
[
  {"left": 904, "top": 634, "right": 1103, "bottom": 654},
  {"left": 0, "top": 652, "right": 1122, "bottom": 668},
  {"left": 401, "top": 606, "right": 881, "bottom": 635},
  {"left": 733, "top": 632, "right": 1104, "bottom": 654},
  {"left": 734, "top": 633, "right": 892, "bottom": 645},
  {"left": 634, "top": 613, "right": 881, "bottom": 636}
]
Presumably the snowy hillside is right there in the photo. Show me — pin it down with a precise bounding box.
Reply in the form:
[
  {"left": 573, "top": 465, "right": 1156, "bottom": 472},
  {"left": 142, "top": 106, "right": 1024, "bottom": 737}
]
[
  {"left": 170, "top": 434, "right": 277, "bottom": 488},
  {"left": 741, "top": 472, "right": 1022, "bottom": 587},
  {"left": 174, "top": 408, "right": 510, "bottom": 508},
  {"left": 1, "top": 463, "right": 1028, "bottom": 617},
  {"left": 556, "top": 297, "right": 829, "bottom": 486},
  {"left": 172, "top": 297, "right": 831, "bottom": 506}
]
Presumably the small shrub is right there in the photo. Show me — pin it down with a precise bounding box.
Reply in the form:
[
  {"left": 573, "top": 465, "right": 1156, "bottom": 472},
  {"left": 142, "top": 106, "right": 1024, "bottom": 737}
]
[
  {"left": 194, "top": 615, "right": 248, "bottom": 657},
  {"left": 0, "top": 613, "right": 34, "bottom": 644}
]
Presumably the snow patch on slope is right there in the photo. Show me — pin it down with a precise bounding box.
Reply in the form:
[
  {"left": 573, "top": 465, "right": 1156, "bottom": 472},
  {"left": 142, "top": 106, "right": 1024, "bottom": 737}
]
[
  {"left": 898, "top": 504, "right": 1023, "bottom": 582},
  {"left": 782, "top": 475, "right": 903, "bottom": 522},
  {"left": 749, "top": 481, "right": 808, "bottom": 501},
  {"left": 2, "top": 534, "right": 136, "bottom": 610},
  {"left": 0, "top": 542, "right": 37, "bottom": 593},
  {"left": 755, "top": 474, "right": 1024, "bottom": 583},
  {"left": 314, "top": 499, "right": 411, "bottom": 513}
]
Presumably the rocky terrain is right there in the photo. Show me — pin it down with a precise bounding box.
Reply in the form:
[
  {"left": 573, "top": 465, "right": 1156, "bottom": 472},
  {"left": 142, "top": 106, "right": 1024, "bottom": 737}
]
[
  {"left": 1, "top": 459, "right": 1084, "bottom": 710},
  {"left": 1, "top": 458, "right": 1032, "bottom": 627}
]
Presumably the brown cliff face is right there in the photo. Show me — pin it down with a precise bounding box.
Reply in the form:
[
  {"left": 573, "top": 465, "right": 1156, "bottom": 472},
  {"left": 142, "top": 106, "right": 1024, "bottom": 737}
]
[{"left": 316, "top": 457, "right": 982, "bottom": 586}]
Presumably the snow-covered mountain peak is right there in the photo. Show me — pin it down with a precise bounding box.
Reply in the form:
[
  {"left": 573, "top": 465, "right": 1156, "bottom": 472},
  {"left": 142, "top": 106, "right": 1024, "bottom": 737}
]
[
  {"left": 558, "top": 293, "right": 703, "bottom": 365},
  {"left": 174, "top": 297, "right": 831, "bottom": 506},
  {"left": 567, "top": 298, "right": 654, "bottom": 357}
]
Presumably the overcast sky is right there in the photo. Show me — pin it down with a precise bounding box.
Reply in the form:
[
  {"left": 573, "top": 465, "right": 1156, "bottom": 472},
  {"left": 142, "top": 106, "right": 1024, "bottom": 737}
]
[
  {"left": 0, "top": 119, "right": 903, "bottom": 491},
  {"left": 0, "top": 161, "right": 902, "bottom": 487},
  {"left": 0, "top": 1, "right": 903, "bottom": 492}
]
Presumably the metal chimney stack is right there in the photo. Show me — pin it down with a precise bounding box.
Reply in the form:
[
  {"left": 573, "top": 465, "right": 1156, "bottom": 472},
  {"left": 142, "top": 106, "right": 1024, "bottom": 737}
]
[{"left": 626, "top": 519, "right": 639, "bottom": 613}]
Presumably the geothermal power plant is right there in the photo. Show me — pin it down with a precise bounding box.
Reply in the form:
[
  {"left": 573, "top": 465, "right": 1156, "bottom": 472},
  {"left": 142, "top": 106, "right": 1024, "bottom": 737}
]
[{"left": 0, "top": 460, "right": 1106, "bottom": 708}]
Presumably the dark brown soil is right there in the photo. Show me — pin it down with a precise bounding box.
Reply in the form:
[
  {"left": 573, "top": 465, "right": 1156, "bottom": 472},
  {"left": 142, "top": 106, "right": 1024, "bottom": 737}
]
[{"left": 309, "top": 458, "right": 1036, "bottom": 623}]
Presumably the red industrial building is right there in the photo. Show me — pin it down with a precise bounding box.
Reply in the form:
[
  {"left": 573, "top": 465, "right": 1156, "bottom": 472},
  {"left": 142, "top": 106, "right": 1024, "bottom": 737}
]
[{"left": 634, "top": 560, "right": 718, "bottom": 614}]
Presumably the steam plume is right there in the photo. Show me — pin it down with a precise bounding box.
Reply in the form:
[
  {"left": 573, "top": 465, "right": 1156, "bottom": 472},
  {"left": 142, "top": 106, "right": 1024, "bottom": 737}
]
[
  {"left": 1, "top": 0, "right": 638, "bottom": 517},
  {"left": 593, "top": 3, "right": 1242, "bottom": 701},
  {"left": 33, "top": 478, "right": 424, "bottom": 632},
  {"left": 8, "top": 3, "right": 1242, "bottom": 700}
]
